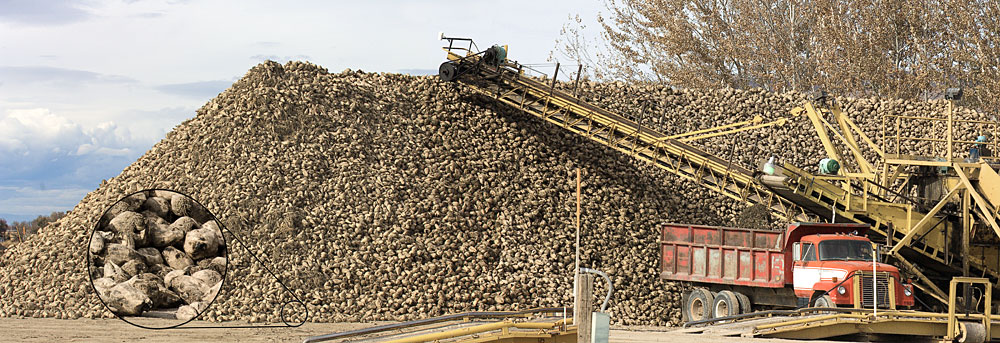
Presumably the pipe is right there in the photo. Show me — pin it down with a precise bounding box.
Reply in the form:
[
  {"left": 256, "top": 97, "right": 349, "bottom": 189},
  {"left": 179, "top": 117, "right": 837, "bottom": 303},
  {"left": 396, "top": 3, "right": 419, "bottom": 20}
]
[
  {"left": 302, "top": 307, "right": 567, "bottom": 343},
  {"left": 579, "top": 268, "right": 613, "bottom": 312},
  {"left": 383, "top": 321, "right": 513, "bottom": 343}
]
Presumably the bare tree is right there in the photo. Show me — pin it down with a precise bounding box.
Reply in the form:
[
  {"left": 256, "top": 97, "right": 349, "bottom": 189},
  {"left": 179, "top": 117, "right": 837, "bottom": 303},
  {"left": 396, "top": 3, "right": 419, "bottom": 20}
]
[{"left": 554, "top": 0, "right": 1000, "bottom": 112}]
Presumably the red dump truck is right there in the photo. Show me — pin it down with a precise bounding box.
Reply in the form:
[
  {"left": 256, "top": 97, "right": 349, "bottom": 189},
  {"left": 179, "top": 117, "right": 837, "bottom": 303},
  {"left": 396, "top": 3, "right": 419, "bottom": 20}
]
[{"left": 661, "top": 222, "right": 915, "bottom": 321}]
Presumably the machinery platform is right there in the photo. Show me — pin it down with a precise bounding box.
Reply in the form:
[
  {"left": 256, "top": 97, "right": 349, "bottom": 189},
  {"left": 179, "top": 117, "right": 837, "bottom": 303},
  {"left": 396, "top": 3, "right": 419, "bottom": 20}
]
[
  {"left": 303, "top": 308, "right": 577, "bottom": 343},
  {"left": 679, "top": 277, "right": 998, "bottom": 343}
]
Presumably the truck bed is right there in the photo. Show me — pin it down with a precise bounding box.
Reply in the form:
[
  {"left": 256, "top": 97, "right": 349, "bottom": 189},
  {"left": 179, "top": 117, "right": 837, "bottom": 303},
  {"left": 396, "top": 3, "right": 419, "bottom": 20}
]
[{"left": 660, "top": 223, "right": 786, "bottom": 288}]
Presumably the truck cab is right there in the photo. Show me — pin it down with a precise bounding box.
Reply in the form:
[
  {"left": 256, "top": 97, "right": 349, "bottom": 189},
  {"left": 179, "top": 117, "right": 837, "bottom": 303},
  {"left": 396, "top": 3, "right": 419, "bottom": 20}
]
[{"left": 791, "top": 233, "right": 915, "bottom": 308}]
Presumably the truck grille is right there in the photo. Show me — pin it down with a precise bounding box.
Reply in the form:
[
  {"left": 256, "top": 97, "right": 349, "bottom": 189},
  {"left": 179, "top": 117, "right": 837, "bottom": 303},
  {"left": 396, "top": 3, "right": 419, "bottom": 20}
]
[{"left": 860, "top": 272, "right": 891, "bottom": 308}]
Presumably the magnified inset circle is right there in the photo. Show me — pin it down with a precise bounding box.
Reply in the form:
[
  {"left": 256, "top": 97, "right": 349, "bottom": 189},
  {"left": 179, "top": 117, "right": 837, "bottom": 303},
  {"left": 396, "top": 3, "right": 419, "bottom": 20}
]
[{"left": 87, "top": 189, "right": 228, "bottom": 328}]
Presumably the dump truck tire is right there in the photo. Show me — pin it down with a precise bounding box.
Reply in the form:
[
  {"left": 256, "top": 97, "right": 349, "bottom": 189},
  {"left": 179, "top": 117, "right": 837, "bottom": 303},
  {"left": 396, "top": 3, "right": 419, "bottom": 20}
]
[
  {"left": 713, "top": 290, "right": 739, "bottom": 318},
  {"left": 812, "top": 294, "right": 834, "bottom": 308},
  {"left": 683, "top": 288, "right": 714, "bottom": 322},
  {"left": 733, "top": 291, "right": 751, "bottom": 314}
]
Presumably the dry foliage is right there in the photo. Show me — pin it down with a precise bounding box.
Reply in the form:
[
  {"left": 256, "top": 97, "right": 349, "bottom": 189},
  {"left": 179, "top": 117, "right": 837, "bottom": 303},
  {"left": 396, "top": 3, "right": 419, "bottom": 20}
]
[{"left": 554, "top": 0, "right": 1000, "bottom": 115}]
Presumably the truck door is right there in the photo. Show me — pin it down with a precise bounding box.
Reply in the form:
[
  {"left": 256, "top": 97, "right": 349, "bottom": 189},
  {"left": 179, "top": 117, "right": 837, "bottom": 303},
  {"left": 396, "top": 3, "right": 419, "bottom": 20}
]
[{"left": 792, "top": 242, "right": 820, "bottom": 297}]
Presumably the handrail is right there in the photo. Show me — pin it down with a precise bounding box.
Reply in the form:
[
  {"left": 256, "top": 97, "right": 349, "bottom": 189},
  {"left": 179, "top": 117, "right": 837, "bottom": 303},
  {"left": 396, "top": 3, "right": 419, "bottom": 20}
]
[{"left": 682, "top": 306, "right": 890, "bottom": 328}]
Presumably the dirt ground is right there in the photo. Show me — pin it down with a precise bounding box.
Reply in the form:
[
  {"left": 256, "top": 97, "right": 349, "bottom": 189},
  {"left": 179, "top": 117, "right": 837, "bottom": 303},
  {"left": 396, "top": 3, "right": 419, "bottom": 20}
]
[{"left": 0, "top": 317, "right": 856, "bottom": 343}]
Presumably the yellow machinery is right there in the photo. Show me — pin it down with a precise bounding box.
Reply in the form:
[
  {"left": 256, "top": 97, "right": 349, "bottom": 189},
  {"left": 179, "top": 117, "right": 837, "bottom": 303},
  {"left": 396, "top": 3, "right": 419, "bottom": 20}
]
[
  {"left": 298, "top": 36, "right": 1000, "bottom": 343},
  {"left": 303, "top": 308, "right": 577, "bottom": 343},
  {"left": 749, "top": 277, "right": 994, "bottom": 342},
  {"left": 768, "top": 95, "right": 1000, "bottom": 305},
  {"left": 436, "top": 37, "right": 1000, "bottom": 310}
]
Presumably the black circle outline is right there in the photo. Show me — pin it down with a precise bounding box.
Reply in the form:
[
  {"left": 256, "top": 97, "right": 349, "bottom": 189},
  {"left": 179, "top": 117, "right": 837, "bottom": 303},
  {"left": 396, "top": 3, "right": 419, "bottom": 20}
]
[
  {"left": 279, "top": 299, "right": 307, "bottom": 327},
  {"left": 86, "top": 188, "right": 229, "bottom": 329}
]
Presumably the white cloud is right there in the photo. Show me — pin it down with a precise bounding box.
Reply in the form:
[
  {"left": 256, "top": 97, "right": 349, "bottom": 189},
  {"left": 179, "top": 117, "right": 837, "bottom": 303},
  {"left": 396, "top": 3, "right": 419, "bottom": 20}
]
[
  {"left": 0, "top": 108, "right": 135, "bottom": 158},
  {"left": 0, "top": 108, "right": 145, "bottom": 190}
]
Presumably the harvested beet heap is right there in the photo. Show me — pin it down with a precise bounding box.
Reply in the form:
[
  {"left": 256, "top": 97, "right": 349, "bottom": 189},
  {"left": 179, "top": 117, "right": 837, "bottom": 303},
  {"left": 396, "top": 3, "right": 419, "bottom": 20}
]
[{"left": 0, "top": 61, "right": 989, "bottom": 326}]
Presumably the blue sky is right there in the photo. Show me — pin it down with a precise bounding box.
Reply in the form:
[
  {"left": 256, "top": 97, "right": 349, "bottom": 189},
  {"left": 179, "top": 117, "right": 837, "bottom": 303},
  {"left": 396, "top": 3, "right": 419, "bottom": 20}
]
[{"left": 0, "top": 0, "right": 604, "bottom": 222}]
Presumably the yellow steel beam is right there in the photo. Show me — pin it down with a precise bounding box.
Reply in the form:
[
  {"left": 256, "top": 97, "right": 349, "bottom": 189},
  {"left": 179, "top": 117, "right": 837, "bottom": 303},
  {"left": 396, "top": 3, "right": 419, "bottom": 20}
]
[
  {"left": 465, "top": 72, "right": 806, "bottom": 221},
  {"left": 893, "top": 136, "right": 992, "bottom": 145},
  {"left": 758, "top": 318, "right": 952, "bottom": 340},
  {"left": 891, "top": 244, "right": 949, "bottom": 304},
  {"left": 911, "top": 281, "right": 948, "bottom": 305},
  {"left": 885, "top": 114, "right": 1000, "bottom": 125},
  {"left": 801, "top": 102, "right": 849, "bottom": 173},
  {"left": 458, "top": 331, "right": 576, "bottom": 343},
  {"left": 839, "top": 110, "right": 886, "bottom": 159},
  {"left": 885, "top": 164, "right": 905, "bottom": 190},
  {"left": 754, "top": 314, "right": 865, "bottom": 330},
  {"left": 759, "top": 322, "right": 861, "bottom": 340},
  {"left": 831, "top": 104, "right": 875, "bottom": 175},
  {"left": 383, "top": 321, "right": 515, "bottom": 343},
  {"left": 677, "top": 118, "right": 787, "bottom": 143},
  {"left": 955, "top": 166, "right": 1000, "bottom": 238},
  {"left": 977, "top": 162, "right": 1000, "bottom": 209},
  {"left": 666, "top": 116, "right": 763, "bottom": 140},
  {"left": 889, "top": 183, "right": 964, "bottom": 255}
]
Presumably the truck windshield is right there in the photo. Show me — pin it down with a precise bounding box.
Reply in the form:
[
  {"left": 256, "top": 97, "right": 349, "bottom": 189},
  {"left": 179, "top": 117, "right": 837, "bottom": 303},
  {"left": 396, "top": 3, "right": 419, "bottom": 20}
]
[{"left": 818, "top": 240, "right": 873, "bottom": 261}]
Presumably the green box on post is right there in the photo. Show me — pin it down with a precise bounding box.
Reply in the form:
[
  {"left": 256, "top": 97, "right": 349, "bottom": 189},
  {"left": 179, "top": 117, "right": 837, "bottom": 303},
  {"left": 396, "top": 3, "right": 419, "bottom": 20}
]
[{"left": 591, "top": 312, "right": 609, "bottom": 343}]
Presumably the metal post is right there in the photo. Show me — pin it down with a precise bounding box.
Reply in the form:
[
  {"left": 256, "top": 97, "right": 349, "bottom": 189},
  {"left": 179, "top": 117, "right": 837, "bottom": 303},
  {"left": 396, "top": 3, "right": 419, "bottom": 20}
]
[
  {"left": 543, "top": 63, "right": 560, "bottom": 114},
  {"left": 888, "top": 223, "right": 894, "bottom": 250},
  {"left": 873, "top": 245, "right": 877, "bottom": 316},
  {"left": 962, "top": 188, "right": 971, "bottom": 314},
  {"left": 572, "top": 64, "right": 583, "bottom": 99},
  {"left": 881, "top": 115, "right": 886, "bottom": 159},
  {"left": 576, "top": 273, "right": 594, "bottom": 343},
  {"left": 993, "top": 117, "right": 998, "bottom": 159},
  {"left": 963, "top": 189, "right": 970, "bottom": 278},
  {"left": 944, "top": 216, "right": 949, "bottom": 264},
  {"left": 550, "top": 62, "right": 561, "bottom": 97},
  {"left": 574, "top": 168, "right": 581, "bottom": 322},
  {"left": 947, "top": 100, "right": 954, "bottom": 160},
  {"left": 948, "top": 280, "right": 958, "bottom": 340},
  {"left": 896, "top": 117, "right": 903, "bottom": 155}
]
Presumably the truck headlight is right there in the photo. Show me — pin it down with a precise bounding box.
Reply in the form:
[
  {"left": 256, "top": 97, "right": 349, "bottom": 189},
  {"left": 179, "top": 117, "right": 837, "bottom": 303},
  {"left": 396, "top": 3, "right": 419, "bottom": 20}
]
[
  {"left": 904, "top": 286, "right": 912, "bottom": 297},
  {"left": 837, "top": 286, "right": 847, "bottom": 295}
]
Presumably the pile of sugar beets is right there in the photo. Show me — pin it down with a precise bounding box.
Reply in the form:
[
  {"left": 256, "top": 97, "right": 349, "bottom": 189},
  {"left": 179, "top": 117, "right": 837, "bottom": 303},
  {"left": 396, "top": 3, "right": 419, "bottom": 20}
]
[
  {"left": 0, "top": 60, "right": 993, "bottom": 326},
  {"left": 89, "top": 190, "right": 226, "bottom": 321}
]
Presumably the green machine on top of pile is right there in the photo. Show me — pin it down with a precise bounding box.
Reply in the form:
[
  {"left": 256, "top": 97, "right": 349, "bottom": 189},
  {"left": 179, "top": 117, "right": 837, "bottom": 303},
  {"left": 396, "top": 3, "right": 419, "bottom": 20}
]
[{"left": 436, "top": 35, "right": 1000, "bottom": 310}]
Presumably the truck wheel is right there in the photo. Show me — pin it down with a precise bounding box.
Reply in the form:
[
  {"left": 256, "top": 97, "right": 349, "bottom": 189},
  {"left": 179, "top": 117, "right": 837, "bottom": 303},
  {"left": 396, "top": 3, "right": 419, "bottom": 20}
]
[
  {"left": 733, "top": 291, "right": 751, "bottom": 314},
  {"left": 713, "top": 291, "right": 739, "bottom": 318},
  {"left": 812, "top": 294, "right": 834, "bottom": 308},
  {"left": 683, "top": 288, "right": 714, "bottom": 322}
]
